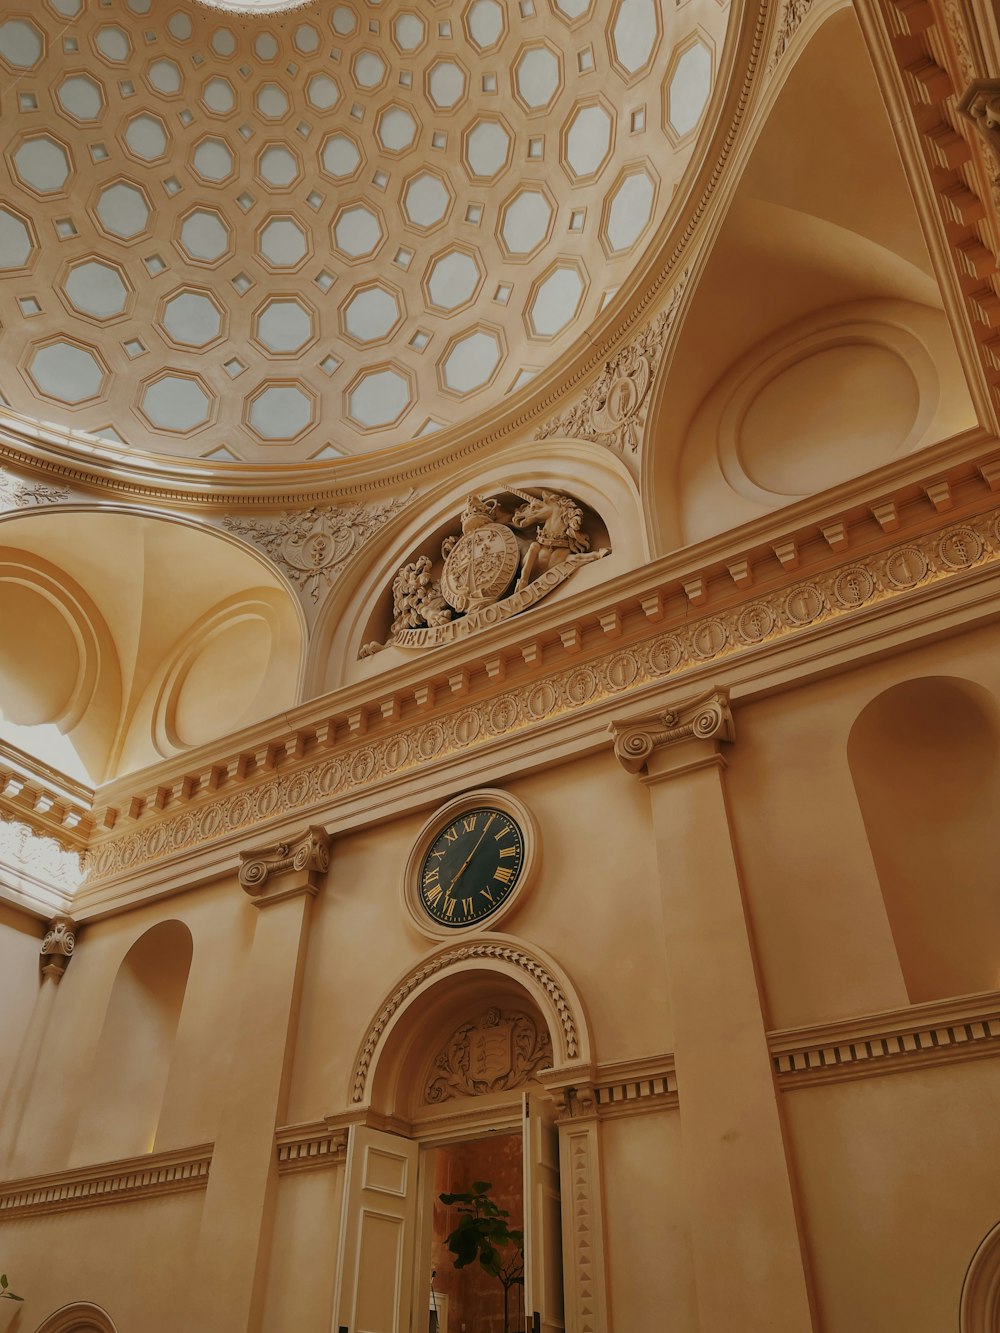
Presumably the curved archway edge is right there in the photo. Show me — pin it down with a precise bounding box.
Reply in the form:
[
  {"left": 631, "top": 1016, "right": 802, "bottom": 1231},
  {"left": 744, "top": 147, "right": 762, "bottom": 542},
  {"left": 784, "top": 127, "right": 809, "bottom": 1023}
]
[{"left": 349, "top": 934, "right": 593, "bottom": 1107}]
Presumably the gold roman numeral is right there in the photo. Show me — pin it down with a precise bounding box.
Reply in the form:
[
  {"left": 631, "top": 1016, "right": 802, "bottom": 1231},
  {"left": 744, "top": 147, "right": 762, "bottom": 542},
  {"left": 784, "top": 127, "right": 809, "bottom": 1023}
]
[
  {"left": 445, "top": 829, "right": 458, "bottom": 843},
  {"left": 494, "top": 824, "right": 513, "bottom": 842},
  {"left": 498, "top": 845, "right": 517, "bottom": 859},
  {"left": 444, "top": 897, "right": 457, "bottom": 919},
  {"left": 424, "top": 884, "right": 443, "bottom": 907},
  {"left": 461, "top": 897, "right": 474, "bottom": 917},
  {"left": 480, "top": 886, "right": 494, "bottom": 904},
  {"left": 463, "top": 815, "right": 477, "bottom": 833},
  {"left": 494, "top": 866, "right": 514, "bottom": 884}
]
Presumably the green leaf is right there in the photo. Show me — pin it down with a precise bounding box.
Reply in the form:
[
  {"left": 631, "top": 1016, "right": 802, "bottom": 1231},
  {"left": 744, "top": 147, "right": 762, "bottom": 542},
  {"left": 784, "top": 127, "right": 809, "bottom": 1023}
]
[
  {"left": 0, "top": 1275, "right": 7, "bottom": 1289},
  {"left": 472, "top": 1180, "right": 491, "bottom": 1193}
]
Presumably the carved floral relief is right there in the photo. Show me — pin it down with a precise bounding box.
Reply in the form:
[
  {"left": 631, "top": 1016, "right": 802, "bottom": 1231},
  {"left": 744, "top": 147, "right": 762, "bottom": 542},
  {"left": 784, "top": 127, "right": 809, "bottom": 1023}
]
[
  {"left": 222, "top": 493, "right": 414, "bottom": 603},
  {"left": 425, "top": 1007, "right": 553, "bottom": 1104}
]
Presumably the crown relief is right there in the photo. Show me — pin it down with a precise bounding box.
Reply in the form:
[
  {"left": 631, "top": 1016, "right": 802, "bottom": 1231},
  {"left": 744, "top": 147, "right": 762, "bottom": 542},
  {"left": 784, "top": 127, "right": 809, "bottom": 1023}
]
[{"left": 361, "top": 485, "right": 609, "bottom": 655}]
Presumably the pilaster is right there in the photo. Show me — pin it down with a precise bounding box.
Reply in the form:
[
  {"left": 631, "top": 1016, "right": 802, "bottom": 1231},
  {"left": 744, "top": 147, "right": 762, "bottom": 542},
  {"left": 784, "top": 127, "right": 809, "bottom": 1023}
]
[
  {"left": 191, "top": 825, "right": 329, "bottom": 1333},
  {"left": 0, "top": 915, "right": 78, "bottom": 1176},
  {"left": 611, "top": 689, "right": 816, "bottom": 1333}
]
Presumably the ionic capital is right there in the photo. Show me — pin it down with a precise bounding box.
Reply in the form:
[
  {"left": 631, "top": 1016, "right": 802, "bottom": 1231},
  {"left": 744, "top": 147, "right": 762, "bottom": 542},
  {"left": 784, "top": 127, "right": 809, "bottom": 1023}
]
[
  {"left": 610, "top": 688, "right": 734, "bottom": 775},
  {"left": 238, "top": 824, "right": 330, "bottom": 906},
  {"left": 39, "top": 914, "right": 77, "bottom": 981}
]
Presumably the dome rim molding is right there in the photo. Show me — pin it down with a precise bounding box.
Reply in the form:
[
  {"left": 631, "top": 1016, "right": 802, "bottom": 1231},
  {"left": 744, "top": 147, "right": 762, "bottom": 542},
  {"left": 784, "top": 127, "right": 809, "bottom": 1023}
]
[{"left": 0, "top": 0, "right": 766, "bottom": 506}]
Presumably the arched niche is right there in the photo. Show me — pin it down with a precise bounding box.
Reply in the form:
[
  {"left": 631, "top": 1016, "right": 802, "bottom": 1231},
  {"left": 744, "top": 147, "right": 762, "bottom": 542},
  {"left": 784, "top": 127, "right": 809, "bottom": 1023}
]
[
  {"left": 349, "top": 935, "right": 593, "bottom": 1124},
  {"left": 641, "top": 3, "right": 976, "bottom": 554},
  {"left": 847, "top": 677, "right": 1000, "bottom": 1003},
  {"left": 33, "top": 1303, "right": 117, "bottom": 1333},
  {"left": 72, "top": 920, "right": 193, "bottom": 1164},
  {"left": 0, "top": 506, "right": 306, "bottom": 782},
  {"left": 0, "top": 547, "right": 120, "bottom": 785},
  {"left": 306, "top": 440, "right": 644, "bottom": 695},
  {"left": 961, "top": 1218, "right": 1000, "bottom": 1332}
]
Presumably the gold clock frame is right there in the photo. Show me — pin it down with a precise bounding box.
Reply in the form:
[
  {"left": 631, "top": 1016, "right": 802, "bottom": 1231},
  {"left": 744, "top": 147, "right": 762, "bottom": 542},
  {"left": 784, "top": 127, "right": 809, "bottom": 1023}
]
[{"left": 401, "top": 787, "right": 540, "bottom": 942}]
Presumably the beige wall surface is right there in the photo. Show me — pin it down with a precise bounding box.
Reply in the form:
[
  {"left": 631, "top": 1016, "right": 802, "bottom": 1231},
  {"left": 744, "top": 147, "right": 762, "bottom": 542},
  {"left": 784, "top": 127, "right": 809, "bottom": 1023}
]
[
  {"left": 6, "top": 880, "right": 246, "bottom": 1179},
  {"left": 0, "top": 905, "right": 43, "bottom": 1106},
  {"left": 0, "top": 1192, "right": 203, "bottom": 1332},
  {"left": 602, "top": 1112, "right": 699, "bottom": 1332},
  {"left": 728, "top": 620, "right": 1000, "bottom": 1030},
  {"left": 787, "top": 1059, "right": 1000, "bottom": 1333}
]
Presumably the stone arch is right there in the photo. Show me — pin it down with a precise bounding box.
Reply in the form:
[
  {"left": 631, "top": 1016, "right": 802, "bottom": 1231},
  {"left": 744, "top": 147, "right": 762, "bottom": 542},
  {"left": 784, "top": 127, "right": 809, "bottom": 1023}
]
[
  {"left": 961, "top": 1218, "right": 1000, "bottom": 1332},
  {"left": 307, "top": 438, "right": 644, "bottom": 695},
  {"left": 33, "top": 1302, "right": 118, "bottom": 1333},
  {"left": 349, "top": 934, "right": 592, "bottom": 1115}
]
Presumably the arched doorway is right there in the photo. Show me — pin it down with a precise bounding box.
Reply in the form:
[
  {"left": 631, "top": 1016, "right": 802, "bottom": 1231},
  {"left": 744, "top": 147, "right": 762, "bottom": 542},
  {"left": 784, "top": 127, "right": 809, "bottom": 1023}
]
[{"left": 331, "top": 936, "right": 598, "bottom": 1333}]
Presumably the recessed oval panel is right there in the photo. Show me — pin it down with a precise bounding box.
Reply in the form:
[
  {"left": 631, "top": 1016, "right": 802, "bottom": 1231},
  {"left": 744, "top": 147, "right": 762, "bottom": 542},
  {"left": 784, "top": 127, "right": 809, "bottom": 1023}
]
[
  {"left": 0, "top": 583, "right": 80, "bottom": 724},
  {"left": 739, "top": 343, "right": 919, "bottom": 497},
  {"left": 172, "top": 615, "right": 272, "bottom": 747}
]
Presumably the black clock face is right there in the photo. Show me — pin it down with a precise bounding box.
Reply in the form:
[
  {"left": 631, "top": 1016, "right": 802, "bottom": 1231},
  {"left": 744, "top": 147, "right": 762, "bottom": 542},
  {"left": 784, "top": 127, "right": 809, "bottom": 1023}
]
[{"left": 418, "top": 806, "right": 525, "bottom": 928}]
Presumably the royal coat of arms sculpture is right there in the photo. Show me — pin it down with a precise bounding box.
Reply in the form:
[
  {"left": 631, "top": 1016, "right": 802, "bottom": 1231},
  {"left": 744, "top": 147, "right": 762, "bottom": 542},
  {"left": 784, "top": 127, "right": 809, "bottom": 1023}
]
[{"left": 361, "top": 486, "right": 609, "bottom": 654}]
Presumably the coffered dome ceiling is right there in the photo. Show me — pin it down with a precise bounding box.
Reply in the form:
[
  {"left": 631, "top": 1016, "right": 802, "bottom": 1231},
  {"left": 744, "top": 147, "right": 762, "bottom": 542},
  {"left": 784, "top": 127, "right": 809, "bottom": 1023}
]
[{"left": 0, "top": 0, "right": 729, "bottom": 463}]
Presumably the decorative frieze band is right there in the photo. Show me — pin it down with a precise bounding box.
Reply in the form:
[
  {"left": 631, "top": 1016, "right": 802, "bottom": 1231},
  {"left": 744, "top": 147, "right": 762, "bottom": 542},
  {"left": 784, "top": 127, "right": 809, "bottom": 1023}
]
[
  {"left": 769, "top": 991, "right": 1000, "bottom": 1087},
  {"left": 83, "top": 502, "right": 1000, "bottom": 886},
  {"left": 0, "top": 1144, "right": 212, "bottom": 1220}
]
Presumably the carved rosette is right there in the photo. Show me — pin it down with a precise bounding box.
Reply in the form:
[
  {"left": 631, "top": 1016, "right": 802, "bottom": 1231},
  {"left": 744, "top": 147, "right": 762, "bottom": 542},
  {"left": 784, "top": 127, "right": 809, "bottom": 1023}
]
[
  {"left": 424, "top": 1006, "right": 553, "bottom": 1104},
  {"left": 40, "top": 914, "right": 77, "bottom": 980},
  {"left": 610, "top": 688, "right": 734, "bottom": 773},
  {"left": 238, "top": 824, "right": 330, "bottom": 902}
]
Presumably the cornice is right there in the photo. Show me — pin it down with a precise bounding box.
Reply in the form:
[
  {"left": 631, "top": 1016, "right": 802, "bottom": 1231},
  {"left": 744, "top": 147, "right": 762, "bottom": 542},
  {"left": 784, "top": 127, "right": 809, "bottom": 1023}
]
[
  {"left": 854, "top": 0, "right": 1000, "bottom": 433},
  {"left": 0, "top": 1144, "right": 212, "bottom": 1219},
  {"left": 0, "top": 0, "right": 771, "bottom": 507},
  {"left": 769, "top": 990, "right": 1000, "bottom": 1087},
  {"left": 69, "top": 441, "right": 1000, "bottom": 902},
  {"left": 0, "top": 739, "right": 94, "bottom": 850}
]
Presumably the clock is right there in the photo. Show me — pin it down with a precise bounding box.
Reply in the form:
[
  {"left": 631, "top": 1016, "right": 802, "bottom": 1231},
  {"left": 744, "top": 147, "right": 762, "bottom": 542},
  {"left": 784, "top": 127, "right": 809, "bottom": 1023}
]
[{"left": 403, "top": 789, "right": 538, "bottom": 940}]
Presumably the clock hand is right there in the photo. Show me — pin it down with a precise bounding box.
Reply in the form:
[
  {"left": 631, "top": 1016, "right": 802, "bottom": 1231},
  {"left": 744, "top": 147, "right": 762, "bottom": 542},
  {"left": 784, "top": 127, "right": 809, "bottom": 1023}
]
[{"left": 445, "top": 815, "right": 495, "bottom": 894}]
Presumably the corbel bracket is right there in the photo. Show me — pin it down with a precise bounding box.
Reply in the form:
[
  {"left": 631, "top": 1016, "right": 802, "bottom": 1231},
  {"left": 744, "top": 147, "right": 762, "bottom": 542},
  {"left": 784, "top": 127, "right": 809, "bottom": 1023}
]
[{"left": 39, "top": 914, "right": 77, "bottom": 981}]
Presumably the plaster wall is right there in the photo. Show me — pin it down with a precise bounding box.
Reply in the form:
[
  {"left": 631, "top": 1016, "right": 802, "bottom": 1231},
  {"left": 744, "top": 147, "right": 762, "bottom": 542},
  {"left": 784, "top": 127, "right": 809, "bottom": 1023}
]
[
  {"left": 0, "top": 1192, "right": 203, "bottom": 1333},
  {"left": 727, "top": 618, "right": 1000, "bottom": 1029},
  {"left": 6, "top": 879, "right": 247, "bottom": 1179},
  {"left": 0, "top": 903, "right": 46, "bottom": 1106},
  {"left": 786, "top": 1059, "right": 1000, "bottom": 1333}
]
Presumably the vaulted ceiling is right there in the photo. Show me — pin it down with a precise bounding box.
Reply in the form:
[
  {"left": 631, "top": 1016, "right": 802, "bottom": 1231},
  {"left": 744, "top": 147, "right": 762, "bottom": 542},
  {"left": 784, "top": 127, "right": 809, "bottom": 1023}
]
[{"left": 0, "top": 0, "right": 730, "bottom": 462}]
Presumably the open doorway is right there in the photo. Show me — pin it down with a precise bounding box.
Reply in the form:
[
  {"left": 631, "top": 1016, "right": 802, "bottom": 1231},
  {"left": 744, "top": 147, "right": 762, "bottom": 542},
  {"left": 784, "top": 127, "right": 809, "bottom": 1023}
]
[{"left": 429, "top": 1133, "right": 525, "bottom": 1333}]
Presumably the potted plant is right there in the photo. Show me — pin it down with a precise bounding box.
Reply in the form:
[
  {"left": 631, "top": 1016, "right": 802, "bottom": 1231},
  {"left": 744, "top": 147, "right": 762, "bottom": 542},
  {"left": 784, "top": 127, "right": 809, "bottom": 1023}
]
[{"left": 438, "top": 1180, "right": 523, "bottom": 1333}]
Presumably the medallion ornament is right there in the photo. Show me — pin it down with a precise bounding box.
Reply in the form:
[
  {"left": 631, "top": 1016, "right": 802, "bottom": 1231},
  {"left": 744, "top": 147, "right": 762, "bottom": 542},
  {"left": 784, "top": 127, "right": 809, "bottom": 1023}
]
[{"left": 534, "top": 277, "right": 686, "bottom": 451}]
